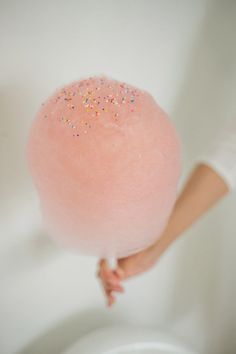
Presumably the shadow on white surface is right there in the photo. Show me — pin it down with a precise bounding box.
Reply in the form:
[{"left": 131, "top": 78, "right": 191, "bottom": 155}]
[{"left": 17, "top": 308, "right": 123, "bottom": 354}]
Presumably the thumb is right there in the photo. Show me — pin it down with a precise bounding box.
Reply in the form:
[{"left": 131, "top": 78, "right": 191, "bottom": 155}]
[
  {"left": 97, "top": 258, "right": 110, "bottom": 278},
  {"left": 99, "top": 258, "right": 109, "bottom": 270}
]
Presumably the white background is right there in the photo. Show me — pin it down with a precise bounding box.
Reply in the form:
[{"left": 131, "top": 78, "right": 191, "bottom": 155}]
[{"left": 1, "top": 0, "right": 236, "bottom": 353}]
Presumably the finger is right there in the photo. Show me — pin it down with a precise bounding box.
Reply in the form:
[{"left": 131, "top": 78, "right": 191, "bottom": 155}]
[
  {"left": 106, "top": 283, "right": 125, "bottom": 293},
  {"left": 103, "top": 285, "right": 115, "bottom": 307},
  {"left": 97, "top": 268, "right": 116, "bottom": 281},
  {"left": 107, "top": 292, "right": 116, "bottom": 307},
  {"left": 99, "top": 258, "right": 110, "bottom": 270},
  {"left": 99, "top": 274, "right": 118, "bottom": 303},
  {"left": 99, "top": 266, "right": 121, "bottom": 286},
  {"left": 97, "top": 272, "right": 116, "bottom": 308},
  {"left": 98, "top": 259, "right": 109, "bottom": 275},
  {"left": 106, "top": 273, "right": 122, "bottom": 286},
  {"left": 99, "top": 273, "right": 124, "bottom": 292},
  {"left": 100, "top": 278, "right": 114, "bottom": 305},
  {"left": 114, "top": 266, "right": 125, "bottom": 280},
  {"left": 99, "top": 259, "right": 115, "bottom": 278}
]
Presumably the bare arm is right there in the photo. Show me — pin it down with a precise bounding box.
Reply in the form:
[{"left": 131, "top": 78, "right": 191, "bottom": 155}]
[
  {"left": 154, "top": 162, "right": 230, "bottom": 254},
  {"left": 98, "top": 162, "right": 230, "bottom": 306}
]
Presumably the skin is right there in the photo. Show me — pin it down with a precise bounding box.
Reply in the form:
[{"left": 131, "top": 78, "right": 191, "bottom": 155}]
[{"left": 97, "top": 163, "right": 230, "bottom": 307}]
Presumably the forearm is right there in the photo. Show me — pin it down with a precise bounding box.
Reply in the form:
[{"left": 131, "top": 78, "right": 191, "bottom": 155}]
[{"left": 155, "top": 163, "right": 230, "bottom": 252}]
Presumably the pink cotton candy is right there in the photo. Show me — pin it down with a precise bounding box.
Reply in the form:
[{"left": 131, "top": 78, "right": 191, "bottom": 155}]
[{"left": 26, "top": 75, "right": 182, "bottom": 258}]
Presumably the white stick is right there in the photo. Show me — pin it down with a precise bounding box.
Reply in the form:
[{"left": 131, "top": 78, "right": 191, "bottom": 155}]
[{"left": 107, "top": 256, "right": 117, "bottom": 269}]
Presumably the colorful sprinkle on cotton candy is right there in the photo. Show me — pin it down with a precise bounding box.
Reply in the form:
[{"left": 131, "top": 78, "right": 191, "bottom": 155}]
[{"left": 26, "top": 75, "right": 182, "bottom": 258}]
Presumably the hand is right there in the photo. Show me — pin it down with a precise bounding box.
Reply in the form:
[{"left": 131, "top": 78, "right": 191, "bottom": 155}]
[{"left": 97, "top": 240, "right": 166, "bottom": 307}]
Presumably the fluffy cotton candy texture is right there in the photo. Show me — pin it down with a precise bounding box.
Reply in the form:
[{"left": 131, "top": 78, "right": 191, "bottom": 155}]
[{"left": 26, "top": 75, "right": 182, "bottom": 258}]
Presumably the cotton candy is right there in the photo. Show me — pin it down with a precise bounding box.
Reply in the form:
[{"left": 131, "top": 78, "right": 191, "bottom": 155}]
[{"left": 26, "top": 75, "right": 182, "bottom": 258}]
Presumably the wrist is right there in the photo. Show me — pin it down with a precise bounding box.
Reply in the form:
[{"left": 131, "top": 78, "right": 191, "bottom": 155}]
[{"left": 150, "top": 233, "right": 171, "bottom": 259}]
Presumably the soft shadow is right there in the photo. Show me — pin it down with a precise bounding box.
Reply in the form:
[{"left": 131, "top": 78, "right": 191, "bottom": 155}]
[
  {"left": 17, "top": 308, "right": 123, "bottom": 354},
  {"left": 4, "top": 229, "right": 63, "bottom": 276},
  {"left": 0, "top": 77, "right": 65, "bottom": 273}
]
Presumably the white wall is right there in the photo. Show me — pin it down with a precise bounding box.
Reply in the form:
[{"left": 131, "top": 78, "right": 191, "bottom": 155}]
[{"left": 1, "top": 0, "right": 236, "bottom": 353}]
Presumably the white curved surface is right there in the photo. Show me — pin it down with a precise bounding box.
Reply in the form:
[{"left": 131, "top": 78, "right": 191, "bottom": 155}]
[{"left": 64, "top": 325, "right": 197, "bottom": 354}]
